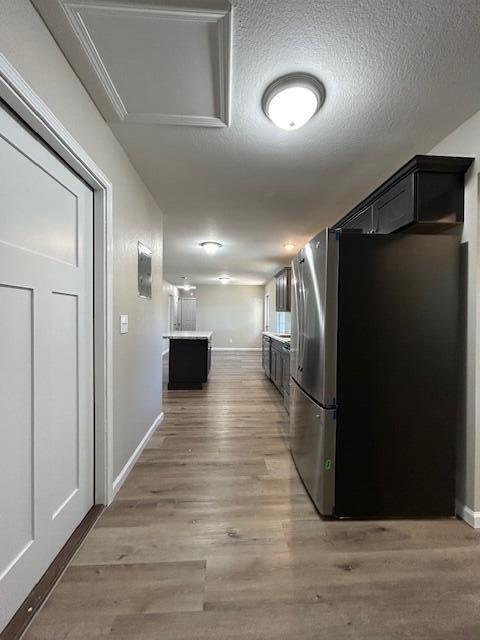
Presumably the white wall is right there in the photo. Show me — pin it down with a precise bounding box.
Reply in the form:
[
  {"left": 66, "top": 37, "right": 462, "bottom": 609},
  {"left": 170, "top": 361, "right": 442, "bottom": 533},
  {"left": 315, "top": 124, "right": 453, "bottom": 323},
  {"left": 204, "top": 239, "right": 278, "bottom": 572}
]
[
  {"left": 0, "top": 0, "right": 165, "bottom": 480},
  {"left": 195, "top": 285, "right": 264, "bottom": 349},
  {"left": 161, "top": 281, "right": 179, "bottom": 354},
  {"left": 429, "top": 111, "right": 480, "bottom": 517}
]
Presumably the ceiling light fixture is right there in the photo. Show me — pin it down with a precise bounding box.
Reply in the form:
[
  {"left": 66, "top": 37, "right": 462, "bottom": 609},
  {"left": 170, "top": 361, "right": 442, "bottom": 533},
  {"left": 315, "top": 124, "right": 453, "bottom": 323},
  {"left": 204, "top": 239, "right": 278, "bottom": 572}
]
[
  {"left": 218, "top": 276, "right": 231, "bottom": 285},
  {"left": 284, "top": 242, "right": 295, "bottom": 251},
  {"left": 262, "top": 73, "right": 325, "bottom": 130},
  {"left": 200, "top": 241, "right": 222, "bottom": 255}
]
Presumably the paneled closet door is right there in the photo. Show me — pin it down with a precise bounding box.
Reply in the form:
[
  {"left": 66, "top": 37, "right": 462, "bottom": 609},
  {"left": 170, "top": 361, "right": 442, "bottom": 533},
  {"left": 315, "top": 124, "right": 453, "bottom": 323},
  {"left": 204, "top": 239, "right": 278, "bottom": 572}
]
[{"left": 0, "top": 105, "right": 94, "bottom": 631}]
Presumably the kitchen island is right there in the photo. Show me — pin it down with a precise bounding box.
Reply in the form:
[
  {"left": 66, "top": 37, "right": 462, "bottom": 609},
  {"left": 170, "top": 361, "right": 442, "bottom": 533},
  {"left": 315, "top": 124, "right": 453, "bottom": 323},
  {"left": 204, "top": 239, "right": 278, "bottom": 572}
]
[{"left": 163, "top": 331, "right": 212, "bottom": 390}]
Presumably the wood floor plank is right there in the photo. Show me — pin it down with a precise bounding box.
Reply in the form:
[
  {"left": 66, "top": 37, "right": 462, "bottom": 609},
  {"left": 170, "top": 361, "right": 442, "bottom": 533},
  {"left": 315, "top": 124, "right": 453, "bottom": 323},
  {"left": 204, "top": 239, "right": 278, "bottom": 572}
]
[
  {"left": 108, "top": 604, "right": 357, "bottom": 640},
  {"left": 96, "top": 494, "right": 316, "bottom": 529},
  {"left": 283, "top": 518, "right": 480, "bottom": 553}
]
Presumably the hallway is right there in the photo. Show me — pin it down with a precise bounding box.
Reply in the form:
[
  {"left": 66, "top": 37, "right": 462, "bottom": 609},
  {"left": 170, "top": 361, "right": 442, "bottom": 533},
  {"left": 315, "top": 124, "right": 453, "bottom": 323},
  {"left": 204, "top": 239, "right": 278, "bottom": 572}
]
[{"left": 24, "top": 352, "right": 480, "bottom": 639}]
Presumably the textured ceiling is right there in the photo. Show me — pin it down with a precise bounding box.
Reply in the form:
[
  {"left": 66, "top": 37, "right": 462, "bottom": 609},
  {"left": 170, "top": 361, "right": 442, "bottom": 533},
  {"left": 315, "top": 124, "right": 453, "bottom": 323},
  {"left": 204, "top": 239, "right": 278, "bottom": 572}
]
[{"left": 35, "top": 0, "right": 480, "bottom": 285}]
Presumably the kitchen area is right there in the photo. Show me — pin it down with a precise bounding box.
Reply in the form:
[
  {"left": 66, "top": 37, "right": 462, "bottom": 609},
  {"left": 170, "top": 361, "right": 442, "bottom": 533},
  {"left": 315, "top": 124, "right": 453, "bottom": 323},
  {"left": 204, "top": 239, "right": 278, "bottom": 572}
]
[
  {"left": 262, "top": 266, "right": 292, "bottom": 412},
  {"left": 262, "top": 153, "right": 472, "bottom": 521}
]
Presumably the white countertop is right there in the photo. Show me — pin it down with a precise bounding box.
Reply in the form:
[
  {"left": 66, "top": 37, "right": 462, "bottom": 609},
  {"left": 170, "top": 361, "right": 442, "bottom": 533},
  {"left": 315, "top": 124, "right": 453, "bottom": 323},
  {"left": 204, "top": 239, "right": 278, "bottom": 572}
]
[
  {"left": 262, "top": 331, "right": 291, "bottom": 344},
  {"left": 163, "top": 331, "right": 213, "bottom": 340}
]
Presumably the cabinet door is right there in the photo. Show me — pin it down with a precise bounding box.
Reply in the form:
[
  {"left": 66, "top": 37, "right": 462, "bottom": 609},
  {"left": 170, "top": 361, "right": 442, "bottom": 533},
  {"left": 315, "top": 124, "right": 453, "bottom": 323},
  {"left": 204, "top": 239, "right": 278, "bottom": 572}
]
[
  {"left": 277, "top": 351, "right": 284, "bottom": 391},
  {"left": 342, "top": 206, "right": 373, "bottom": 233},
  {"left": 280, "top": 273, "right": 285, "bottom": 311},
  {"left": 285, "top": 269, "right": 292, "bottom": 311},
  {"left": 262, "top": 337, "right": 270, "bottom": 375},
  {"left": 271, "top": 346, "right": 281, "bottom": 391},
  {"left": 282, "top": 350, "right": 290, "bottom": 395},
  {"left": 374, "top": 174, "right": 414, "bottom": 233}
]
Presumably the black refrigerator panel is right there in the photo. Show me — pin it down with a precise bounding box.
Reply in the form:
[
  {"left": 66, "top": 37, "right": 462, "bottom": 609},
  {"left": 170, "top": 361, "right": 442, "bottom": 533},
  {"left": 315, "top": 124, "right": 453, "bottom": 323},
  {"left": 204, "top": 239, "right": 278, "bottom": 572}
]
[{"left": 334, "top": 233, "right": 460, "bottom": 518}]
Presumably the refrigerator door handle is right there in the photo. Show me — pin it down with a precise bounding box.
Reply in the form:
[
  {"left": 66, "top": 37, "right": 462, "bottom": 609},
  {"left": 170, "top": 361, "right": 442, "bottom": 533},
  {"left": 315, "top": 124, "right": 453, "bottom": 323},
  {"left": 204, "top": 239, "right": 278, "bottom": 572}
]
[{"left": 298, "top": 258, "right": 306, "bottom": 370}]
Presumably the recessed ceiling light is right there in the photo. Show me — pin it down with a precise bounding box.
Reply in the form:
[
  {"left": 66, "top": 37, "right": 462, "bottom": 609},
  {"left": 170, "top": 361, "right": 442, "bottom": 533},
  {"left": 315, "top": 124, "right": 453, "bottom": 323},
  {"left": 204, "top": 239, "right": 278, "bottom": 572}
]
[
  {"left": 200, "top": 241, "right": 222, "bottom": 255},
  {"left": 284, "top": 242, "right": 295, "bottom": 251},
  {"left": 262, "top": 73, "right": 325, "bottom": 130},
  {"left": 218, "top": 276, "right": 231, "bottom": 285}
]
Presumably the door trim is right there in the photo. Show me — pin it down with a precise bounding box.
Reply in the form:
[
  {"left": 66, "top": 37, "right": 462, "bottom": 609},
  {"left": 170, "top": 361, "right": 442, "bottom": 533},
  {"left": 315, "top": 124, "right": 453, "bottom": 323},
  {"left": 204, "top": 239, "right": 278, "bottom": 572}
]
[{"left": 0, "top": 53, "right": 114, "bottom": 505}]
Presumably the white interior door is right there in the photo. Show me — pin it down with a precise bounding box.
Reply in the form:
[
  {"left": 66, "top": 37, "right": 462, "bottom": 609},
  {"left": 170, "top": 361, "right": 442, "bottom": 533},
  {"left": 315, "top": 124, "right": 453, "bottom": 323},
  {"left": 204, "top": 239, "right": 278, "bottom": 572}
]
[
  {"left": 180, "top": 297, "right": 196, "bottom": 330},
  {"left": 0, "top": 105, "right": 94, "bottom": 631},
  {"left": 264, "top": 294, "right": 270, "bottom": 331},
  {"left": 173, "top": 295, "right": 179, "bottom": 329},
  {"left": 168, "top": 294, "right": 180, "bottom": 331}
]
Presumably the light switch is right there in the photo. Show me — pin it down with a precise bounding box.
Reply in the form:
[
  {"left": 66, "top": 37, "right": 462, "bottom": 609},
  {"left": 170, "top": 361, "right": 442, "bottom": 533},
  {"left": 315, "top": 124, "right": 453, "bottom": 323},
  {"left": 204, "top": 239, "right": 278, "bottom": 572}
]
[{"left": 120, "top": 314, "right": 129, "bottom": 334}]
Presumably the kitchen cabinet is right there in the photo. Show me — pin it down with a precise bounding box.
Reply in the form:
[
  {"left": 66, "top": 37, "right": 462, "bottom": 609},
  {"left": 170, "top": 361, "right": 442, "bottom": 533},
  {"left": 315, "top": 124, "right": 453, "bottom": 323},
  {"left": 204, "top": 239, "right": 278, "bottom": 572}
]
[
  {"left": 335, "top": 155, "right": 473, "bottom": 234},
  {"left": 264, "top": 335, "right": 290, "bottom": 410},
  {"left": 262, "top": 335, "right": 271, "bottom": 377},
  {"left": 341, "top": 205, "right": 374, "bottom": 233},
  {"left": 281, "top": 344, "right": 291, "bottom": 412},
  {"left": 373, "top": 174, "right": 414, "bottom": 234},
  {"left": 271, "top": 339, "right": 284, "bottom": 391},
  {"left": 163, "top": 332, "right": 212, "bottom": 390},
  {"left": 275, "top": 267, "right": 292, "bottom": 312}
]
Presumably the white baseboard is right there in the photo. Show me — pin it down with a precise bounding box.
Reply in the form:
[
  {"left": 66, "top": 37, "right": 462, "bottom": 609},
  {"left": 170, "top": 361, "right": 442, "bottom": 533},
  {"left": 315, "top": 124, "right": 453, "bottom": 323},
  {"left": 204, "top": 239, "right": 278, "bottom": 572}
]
[
  {"left": 212, "top": 347, "right": 262, "bottom": 351},
  {"left": 456, "top": 500, "right": 480, "bottom": 528},
  {"left": 112, "top": 412, "right": 164, "bottom": 498}
]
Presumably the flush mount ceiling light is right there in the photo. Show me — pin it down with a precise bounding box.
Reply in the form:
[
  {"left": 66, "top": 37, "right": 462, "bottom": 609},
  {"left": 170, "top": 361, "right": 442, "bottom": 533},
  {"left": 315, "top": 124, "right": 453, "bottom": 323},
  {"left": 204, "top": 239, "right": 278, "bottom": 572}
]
[
  {"left": 200, "top": 241, "right": 223, "bottom": 255},
  {"left": 284, "top": 242, "right": 295, "bottom": 251},
  {"left": 262, "top": 73, "right": 326, "bottom": 130},
  {"left": 218, "top": 276, "right": 231, "bottom": 285}
]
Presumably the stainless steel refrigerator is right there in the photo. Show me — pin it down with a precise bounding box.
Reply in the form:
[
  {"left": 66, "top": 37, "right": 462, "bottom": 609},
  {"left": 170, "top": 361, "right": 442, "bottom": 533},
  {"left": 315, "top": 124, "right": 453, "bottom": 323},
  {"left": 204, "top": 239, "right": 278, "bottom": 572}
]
[{"left": 290, "top": 228, "right": 460, "bottom": 518}]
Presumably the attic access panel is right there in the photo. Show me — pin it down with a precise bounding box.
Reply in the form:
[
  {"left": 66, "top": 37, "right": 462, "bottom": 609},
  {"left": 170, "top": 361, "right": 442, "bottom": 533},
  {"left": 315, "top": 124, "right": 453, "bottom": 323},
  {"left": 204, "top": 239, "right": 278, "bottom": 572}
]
[
  {"left": 46, "top": 1, "right": 232, "bottom": 127},
  {"left": 138, "top": 241, "right": 152, "bottom": 299}
]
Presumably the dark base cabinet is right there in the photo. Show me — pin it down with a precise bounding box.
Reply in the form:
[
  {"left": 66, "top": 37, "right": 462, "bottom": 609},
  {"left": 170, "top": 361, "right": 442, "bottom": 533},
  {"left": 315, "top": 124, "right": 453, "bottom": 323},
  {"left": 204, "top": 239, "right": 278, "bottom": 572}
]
[
  {"left": 271, "top": 340, "right": 284, "bottom": 392},
  {"left": 263, "top": 334, "right": 290, "bottom": 410},
  {"left": 168, "top": 339, "right": 211, "bottom": 390},
  {"left": 262, "top": 335, "right": 271, "bottom": 377}
]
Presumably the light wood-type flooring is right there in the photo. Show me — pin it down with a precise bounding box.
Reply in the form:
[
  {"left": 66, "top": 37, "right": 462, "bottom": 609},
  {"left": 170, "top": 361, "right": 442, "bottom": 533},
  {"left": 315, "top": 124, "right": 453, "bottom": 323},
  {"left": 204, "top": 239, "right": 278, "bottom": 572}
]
[{"left": 24, "top": 351, "right": 480, "bottom": 639}]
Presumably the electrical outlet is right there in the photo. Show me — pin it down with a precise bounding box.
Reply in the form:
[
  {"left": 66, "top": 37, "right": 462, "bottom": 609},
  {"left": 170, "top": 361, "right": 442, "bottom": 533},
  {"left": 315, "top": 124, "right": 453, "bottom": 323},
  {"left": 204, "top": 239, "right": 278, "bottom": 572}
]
[{"left": 229, "top": 338, "right": 233, "bottom": 344}]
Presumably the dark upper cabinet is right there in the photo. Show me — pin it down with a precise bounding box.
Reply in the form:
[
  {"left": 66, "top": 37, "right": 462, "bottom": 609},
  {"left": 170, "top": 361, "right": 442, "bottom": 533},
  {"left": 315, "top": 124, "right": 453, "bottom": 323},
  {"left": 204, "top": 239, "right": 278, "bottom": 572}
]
[
  {"left": 335, "top": 155, "right": 473, "bottom": 235},
  {"left": 275, "top": 267, "right": 291, "bottom": 312},
  {"left": 342, "top": 205, "right": 374, "bottom": 233},
  {"left": 374, "top": 174, "right": 414, "bottom": 233}
]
